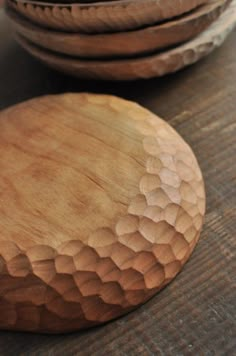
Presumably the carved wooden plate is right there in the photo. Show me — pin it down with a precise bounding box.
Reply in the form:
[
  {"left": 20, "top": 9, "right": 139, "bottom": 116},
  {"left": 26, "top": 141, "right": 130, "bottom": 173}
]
[
  {"left": 0, "top": 93, "right": 205, "bottom": 333},
  {"left": 15, "top": 1, "right": 236, "bottom": 80},
  {"left": 7, "top": 0, "right": 209, "bottom": 33},
  {"left": 7, "top": 0, "right": 230, "bottom": 58}
]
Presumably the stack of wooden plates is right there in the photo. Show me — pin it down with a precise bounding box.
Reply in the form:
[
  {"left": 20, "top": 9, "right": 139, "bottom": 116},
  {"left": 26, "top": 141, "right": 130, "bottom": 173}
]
[{"left": 6, "top": 0, "right": 236, "bottom": 80}]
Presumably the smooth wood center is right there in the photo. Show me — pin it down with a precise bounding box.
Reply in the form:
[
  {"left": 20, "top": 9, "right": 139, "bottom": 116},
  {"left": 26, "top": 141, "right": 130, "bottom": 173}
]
[{"left": 0, "top": 94, "right": 147, "bottom": 249}]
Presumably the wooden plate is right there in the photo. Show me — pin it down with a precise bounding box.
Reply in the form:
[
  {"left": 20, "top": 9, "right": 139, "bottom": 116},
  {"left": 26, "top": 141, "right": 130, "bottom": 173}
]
[
  {"left": 15, "top": 1, "right": 236, "bottom": 80},
  {"left": 36, "top": 0, "right": 123, "bottom": 2},
  {"left": 7, "top": 0, "right": 230, "bottom": 58},
  {"left": 0, "top": 93, "right": 205, "bottom": 333},
  {"left": 7, "top": 0, "right": 209, "bottom": 33}
]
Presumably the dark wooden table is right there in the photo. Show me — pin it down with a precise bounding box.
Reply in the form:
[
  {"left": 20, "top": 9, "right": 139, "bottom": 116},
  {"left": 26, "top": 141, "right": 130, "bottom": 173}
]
[{"left": 0, "top": 10, "right": 235, "bottom": 356}]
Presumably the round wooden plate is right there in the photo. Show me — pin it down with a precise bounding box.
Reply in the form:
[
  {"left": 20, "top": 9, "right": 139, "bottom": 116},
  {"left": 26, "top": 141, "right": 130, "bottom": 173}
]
[
  {"left": 7, "top": 0, "right": 230, "bottom": 58},
  {"left": 36, "top": 0, "right": 123, "bottom": 2},
  {"left": 15, "top": 1, "right": 236, "bottom": 80},
  {"left": 7, "top": 0, "right": 209, "bottom": 33},
  {"left": 0, "top": 93, "right": 205, "bottom": 333}
]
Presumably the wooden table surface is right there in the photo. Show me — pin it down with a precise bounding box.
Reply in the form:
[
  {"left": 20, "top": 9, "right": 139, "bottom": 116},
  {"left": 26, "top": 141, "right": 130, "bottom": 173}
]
[{"left": 0, "top": 9, "right": 235, "bottom": 356}]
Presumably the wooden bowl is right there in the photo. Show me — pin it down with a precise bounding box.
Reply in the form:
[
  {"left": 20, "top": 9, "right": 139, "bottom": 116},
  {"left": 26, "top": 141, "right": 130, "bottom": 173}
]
[
  {"left": 7, "top": 0, "right": 230, "bottom": 58},
  {"left": 15, "top": 1, "right": 236, "bottom": 80},
  {"left": 0, "top": 93, "right": 205, "bottom": 333},
  {"left": 7, "top": 0, "right": 209, "bottom": 33}
]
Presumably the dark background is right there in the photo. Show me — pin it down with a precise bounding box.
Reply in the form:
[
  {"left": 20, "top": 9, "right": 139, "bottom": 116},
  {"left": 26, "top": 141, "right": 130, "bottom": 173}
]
[{"left": 0, "top": 10, "right": 236, "bottom": 356}]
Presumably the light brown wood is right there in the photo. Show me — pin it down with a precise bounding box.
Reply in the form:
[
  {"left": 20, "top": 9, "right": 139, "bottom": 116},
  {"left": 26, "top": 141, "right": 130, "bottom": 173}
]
[
  {"left": 7, "top": 0, "right": 230, "bottom": 58},
  {"left": 15, "top": 1, "right": 236, "bottom": 80},
  {"left": 7, "top": 0, "right": 209, "bottom": 33},
  {"left": 36, "top": 0, "right": 126, "bottom": 2},
  {"left": 1, "top": 9, "right": 236, "bottom": 349},
  {"left": 0, "top": 93, "right": 205, "bottom": 333}
]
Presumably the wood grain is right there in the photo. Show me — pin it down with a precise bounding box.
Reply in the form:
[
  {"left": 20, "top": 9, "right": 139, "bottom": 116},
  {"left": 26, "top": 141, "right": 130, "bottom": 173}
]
[
  {"left": 7, "top": 0, "right": 230, "bottom": 58},
  {"left": 7, "top": 0, "right": 209, "bottom": 33},
  {"left": 0, "top": 7, "right": 235, "bottom": 355},
  {"left": 15, "top": 1, "right": 236, "bottom": 80},
  {"left": 0, "top": 93, "right": 205, "bottom": 333}
]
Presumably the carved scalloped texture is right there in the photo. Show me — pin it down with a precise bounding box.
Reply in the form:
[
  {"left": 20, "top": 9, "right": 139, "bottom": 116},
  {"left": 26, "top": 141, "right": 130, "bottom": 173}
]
[
  {"left": 0, "top": 94, "right": 205, "bottom": 333},
  {"left": 7, "top": 0, "right": 208, "bottom": 33},
  {"left": 7, "top": 0, "right": 230, "bottom": 58},
  {"left": 14, "top": 1, "right": 236, "bottom": 81}
]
